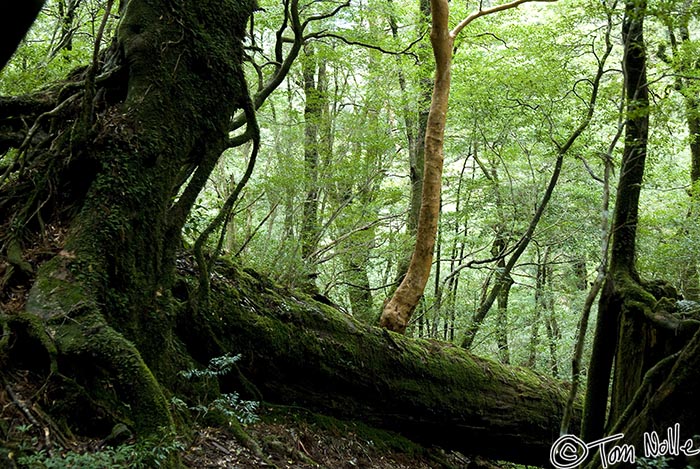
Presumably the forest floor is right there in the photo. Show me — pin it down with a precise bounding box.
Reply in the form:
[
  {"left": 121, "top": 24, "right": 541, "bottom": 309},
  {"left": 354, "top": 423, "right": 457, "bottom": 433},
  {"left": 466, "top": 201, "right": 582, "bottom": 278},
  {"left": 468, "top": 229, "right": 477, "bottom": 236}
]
[
  {"left": 182, "top": 404, "right": 495, "bottom": 469},
  {"left": 1, "top": 375, "right": 500, "bottom": 469},
  {"left": 1, "top": 249, "right": 512, "bottom": 469}
]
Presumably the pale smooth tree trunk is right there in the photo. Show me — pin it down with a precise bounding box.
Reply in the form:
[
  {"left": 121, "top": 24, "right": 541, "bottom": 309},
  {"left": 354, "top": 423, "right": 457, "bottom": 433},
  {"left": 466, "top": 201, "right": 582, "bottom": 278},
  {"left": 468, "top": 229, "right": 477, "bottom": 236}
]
[
  {"left": 380, "top": 0, "right": 550, "bottom": 333},
  {"left": 380, "top": 0, "right": 451, "bottom": 333}
]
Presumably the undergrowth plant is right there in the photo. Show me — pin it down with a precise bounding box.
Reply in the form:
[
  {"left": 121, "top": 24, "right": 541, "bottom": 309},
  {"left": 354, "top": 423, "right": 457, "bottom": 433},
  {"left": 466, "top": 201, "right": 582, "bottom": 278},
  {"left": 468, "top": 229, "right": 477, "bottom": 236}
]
[
  {"left": 15, "top": 354, "right": 257, "bottom": 468},
  {"left": 16, "top": 431, "right": 184, "bottom": 469},
  {"left": 171, "top": 353, "right": 259, "bottom": 426}
]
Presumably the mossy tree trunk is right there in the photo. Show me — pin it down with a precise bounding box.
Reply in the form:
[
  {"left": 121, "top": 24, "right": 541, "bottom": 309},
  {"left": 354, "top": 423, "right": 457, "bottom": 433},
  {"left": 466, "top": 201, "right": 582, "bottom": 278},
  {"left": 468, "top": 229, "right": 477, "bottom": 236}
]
[
  {"left": 608, "top": 327, "right": 700, "bottom": 469},
  {"left": 183, "top": 261, "right": 579, "bottom": 467},
  {"left": 582, "top": 2, "right": 700, "bottom": 459},
  {"left": 1, "top": 0, "right": 255, "bottom": 442},
  {"left": 582, "top": 0, "right": 650, "bottom": 442},
  {"left": 300, "top": 42, "right": 326, "bottom": 274}
]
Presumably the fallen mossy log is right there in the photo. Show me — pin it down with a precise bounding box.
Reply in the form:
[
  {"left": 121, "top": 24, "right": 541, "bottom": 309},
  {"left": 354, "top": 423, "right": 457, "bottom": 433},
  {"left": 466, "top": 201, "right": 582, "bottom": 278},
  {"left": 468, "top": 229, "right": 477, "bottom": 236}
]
[
  {"left": 177, "top": 261, "right": 579, "bottom": 467},
  {"left": 2, "top": 256, "right": 576, "bottom": 467}
]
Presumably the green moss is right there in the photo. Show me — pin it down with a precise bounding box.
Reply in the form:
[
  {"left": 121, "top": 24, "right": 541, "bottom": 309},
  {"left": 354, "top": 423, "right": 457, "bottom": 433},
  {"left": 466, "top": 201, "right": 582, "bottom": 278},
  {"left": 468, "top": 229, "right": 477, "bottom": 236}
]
[
  {"left": 264, "top": 406, "right": 428, "bottom": 459},
  {"left": 47, "top": 309, "right": 174, "bottom": 434},
  {"left": 187, "top": 260, "right": 571, "bottom": 465},
  {"left": 25, "top": 256, "right": 93, "bottom": 320},
  {"left": 17, "top": 255, "right": 176, "bottom": 443}
]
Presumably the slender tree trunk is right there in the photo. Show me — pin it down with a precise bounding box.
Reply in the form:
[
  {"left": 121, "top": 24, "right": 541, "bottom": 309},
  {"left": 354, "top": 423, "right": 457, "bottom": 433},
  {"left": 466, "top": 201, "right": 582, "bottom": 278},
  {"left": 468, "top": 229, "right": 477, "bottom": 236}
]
[
  {"left": 389, "top": 0, "right": 430, "bottom": 289},
  {"left": 545, "top": 290, "right": 560, "bottom": 377},
  {"left": 494, "top": 236, "right": 512, "bottom": 364},
  {"left": 300, "top": 43, "right": 328, "bottom": 281},
  {"left": 671, "top": 11, "right": 700, "bottom": 301},
  {"left": 48, "top": 0, "right": 80, "bottom": 58},
  {"left": 528, "top": 246, "right": 549, "bottom": 368},
  {"left": 561, "top": 150, "right": 614, "bottom": 435},
  {"left": 344, "top": 255, "right": 374, "bottom": 319},
  {"left": 583, "top": 0, "right": 650, "bottom": 441},
  {"left": 495, "top": 276, "right": 513, "bottom": 364},
  {"left": 461, "top": 149, "right": 565, "bottom": 348},
  {"left": 380, "top": 0, "right": 557, "bottom": 334},
  {"left": 380, "top": 0, "right": 452, "bottom": 333},
  {"left": 443, "top": 150, "right": 471, "bottom": 341}
]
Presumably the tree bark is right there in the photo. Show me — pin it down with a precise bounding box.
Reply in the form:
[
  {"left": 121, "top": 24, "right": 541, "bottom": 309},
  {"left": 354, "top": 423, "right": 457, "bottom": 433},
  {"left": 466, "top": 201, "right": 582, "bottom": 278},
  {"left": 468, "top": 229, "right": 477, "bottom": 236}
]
[
  {"left": 0, "top": 0, "right": 257, "bottom": 445},
  {"left": 606, "top": 327, "right": 700, "bottom": 469},
  {"left": 380, "top": 0, "right": 451, "bottom": 333},
  {"left": 184, "top": 261, "right": 579, "bottom": 467}
]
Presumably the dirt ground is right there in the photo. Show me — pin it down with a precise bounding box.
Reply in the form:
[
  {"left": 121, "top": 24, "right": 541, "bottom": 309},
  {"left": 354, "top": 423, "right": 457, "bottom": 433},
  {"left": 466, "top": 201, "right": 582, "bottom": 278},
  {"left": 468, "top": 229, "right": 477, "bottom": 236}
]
[
  {"left": 181, "top": 406, "right": 487, "bottom": 469},
  {"left": 1, "top": 375, "right": 509, "bottom": 469}
]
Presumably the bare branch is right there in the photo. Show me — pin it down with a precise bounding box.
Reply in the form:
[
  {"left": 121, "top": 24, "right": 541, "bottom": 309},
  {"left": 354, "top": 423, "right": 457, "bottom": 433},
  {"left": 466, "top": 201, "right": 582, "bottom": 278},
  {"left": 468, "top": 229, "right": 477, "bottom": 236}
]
[
  {"left": 451, "top": 0, "right": 557, "bottom": 39},
  {"left": 304, "top": 30, "right": 424, "bottom": 61},
  {"left": 302, "top": 0, "right": 350, "bottom": 29},
  {"left": 311, "top": 213, "right": 401, "bottom": 264}
]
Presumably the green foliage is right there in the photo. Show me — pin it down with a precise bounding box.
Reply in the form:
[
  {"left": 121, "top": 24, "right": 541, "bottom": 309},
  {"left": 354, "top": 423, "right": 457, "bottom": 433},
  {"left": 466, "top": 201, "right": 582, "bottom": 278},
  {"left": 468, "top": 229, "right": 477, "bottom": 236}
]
[
  {"left": 18, "top": 447, "right": 133, "bottom": 469},
  {"left": 177, "top": 353, "right": 241, "bottom": 379},
  {"left": 7, "top": 0, "right": 700, "bottom": 386},
  {"left": 172, "top": 354, "right": 260, "bottom": 426},
  {"left": 0, "top": 0, "right": 116, "bottom": 94},
  {"left": 190, "top": 0, "right": 643, "bottom": 375},
  {"left": 635, "top": 456, "right": 694, "bottom": 469},
  {"left": 16, "top": 433, "right": 184, "bottom": 469}
]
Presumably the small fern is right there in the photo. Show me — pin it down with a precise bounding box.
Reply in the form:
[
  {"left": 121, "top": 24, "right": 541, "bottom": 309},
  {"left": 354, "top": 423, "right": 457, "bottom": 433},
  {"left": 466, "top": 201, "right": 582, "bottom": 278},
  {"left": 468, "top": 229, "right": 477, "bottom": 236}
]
[
  {"left": 17, "top": 433, "right": 184, "bottom": 469},
  {"left": 177, "top": 353, "right": 240, "bottom": 379},
  {"left": 173, "top": 354, "right": 259, "bottom": 426}
]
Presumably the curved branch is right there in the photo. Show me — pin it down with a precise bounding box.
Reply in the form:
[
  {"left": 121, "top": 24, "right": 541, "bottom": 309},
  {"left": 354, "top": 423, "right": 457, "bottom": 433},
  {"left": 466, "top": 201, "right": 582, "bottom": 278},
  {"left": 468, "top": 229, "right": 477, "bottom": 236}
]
[
  {"left": 229, "top": 0, "right": 304, "bottom": 137},
  {"left": 195, "top": 75, "right": 261, "bottom": 304},
  {"left": 301, "top": 0, "right": 350, "bottom": 30},
  {"left": 304, "top": 30, "right": 424, "bottom": 61},
  {"left": 451, "top": 0, "right": 557, "bottom": 39}
]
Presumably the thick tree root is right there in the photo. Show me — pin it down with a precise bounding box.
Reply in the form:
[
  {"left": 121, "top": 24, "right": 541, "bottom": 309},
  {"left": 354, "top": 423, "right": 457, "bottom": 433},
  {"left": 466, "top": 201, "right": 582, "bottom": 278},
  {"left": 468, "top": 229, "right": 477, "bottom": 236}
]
[{"left": 15, "top": 257, "right": 175, "bottom": 441}]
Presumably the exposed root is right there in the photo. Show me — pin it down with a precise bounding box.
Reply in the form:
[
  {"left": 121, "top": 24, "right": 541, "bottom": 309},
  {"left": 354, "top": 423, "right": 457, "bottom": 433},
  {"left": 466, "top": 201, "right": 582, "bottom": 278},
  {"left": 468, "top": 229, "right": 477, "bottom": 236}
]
[{"left": 227, "top": 417, "right": 271, "bottom": 464}]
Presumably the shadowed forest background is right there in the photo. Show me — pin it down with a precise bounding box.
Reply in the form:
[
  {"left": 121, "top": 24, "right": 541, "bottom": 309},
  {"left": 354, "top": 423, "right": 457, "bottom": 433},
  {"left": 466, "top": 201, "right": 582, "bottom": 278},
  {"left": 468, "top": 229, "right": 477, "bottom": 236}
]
[{"left": 1, "top": 0, "right": 700, "bottom": 467}]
